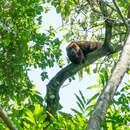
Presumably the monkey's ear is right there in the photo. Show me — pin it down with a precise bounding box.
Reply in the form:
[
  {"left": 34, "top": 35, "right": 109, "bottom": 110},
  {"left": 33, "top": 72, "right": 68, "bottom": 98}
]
[{"left": 67, "top": 42, "right": 77, "bottom": 48}]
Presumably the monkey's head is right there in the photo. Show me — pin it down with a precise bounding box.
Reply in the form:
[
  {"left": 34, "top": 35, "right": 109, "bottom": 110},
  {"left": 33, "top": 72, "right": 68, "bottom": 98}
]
[
  {"left": 66, "top": 41, "right": 101, "bottom": 64},
  {"left": 66, "top": 44, "right": 84, "bottom": 64}
]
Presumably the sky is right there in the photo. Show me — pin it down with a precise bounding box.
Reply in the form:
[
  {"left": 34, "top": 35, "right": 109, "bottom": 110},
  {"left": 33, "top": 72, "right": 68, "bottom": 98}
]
[{"left": 28, "top": 5, "right": 129, "bottom": 113}]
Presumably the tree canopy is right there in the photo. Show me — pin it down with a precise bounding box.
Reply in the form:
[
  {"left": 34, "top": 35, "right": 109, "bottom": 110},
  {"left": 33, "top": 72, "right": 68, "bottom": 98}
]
[{"left": 0, "top": 0, "right": 130, "bottom": 130}]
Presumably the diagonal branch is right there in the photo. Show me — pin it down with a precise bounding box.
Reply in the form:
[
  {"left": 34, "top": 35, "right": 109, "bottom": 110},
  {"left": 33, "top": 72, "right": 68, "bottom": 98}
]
[
  {"left": 87, "top": 0, "right": 126, "bottom": 27},
  {"left": 0, "top": 107, "right": 17, "bottom": 130},
  {"left": 112, "top": 0, "right": 129, "bottom": 31},
  {"left": 46, "top": 45, "right": 122, "bottom": 115},
  {"left": 86, "top": 33, "right": 130, "bottom": 130},
  {"left": 98, "top": 0, "right": 112, "bottom": 47},
  {"left": 46, "top": 0, "right": 120, "bottom": 117}
]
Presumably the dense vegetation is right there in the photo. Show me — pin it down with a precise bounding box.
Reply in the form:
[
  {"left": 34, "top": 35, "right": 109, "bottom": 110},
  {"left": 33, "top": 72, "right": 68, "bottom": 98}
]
[{"left": 0, "top": 0, "right": 130, "bottom": 130}]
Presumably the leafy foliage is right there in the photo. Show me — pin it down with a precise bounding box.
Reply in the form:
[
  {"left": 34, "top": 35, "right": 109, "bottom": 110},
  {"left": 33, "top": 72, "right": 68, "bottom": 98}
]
[
  {"left": 1, "top": 0, "right": 130, "bottom": 129},
  {"left": 0, "top": 0, "right": 62, "bottom": 104}
]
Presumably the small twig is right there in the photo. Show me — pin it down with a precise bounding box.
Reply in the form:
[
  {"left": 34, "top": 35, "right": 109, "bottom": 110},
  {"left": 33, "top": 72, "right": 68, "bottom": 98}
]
[
  {"left": 112, "top": 32, "right": 127, "bottom": 37},
  {"left": 107, "top": 18, "right": 124, "bottom": 26},
  {"left": 61, "top": 83, "right": 70, "bottom": 88},
  {"left": 105, "top": 1, "right": 117, "bottom": 12}
]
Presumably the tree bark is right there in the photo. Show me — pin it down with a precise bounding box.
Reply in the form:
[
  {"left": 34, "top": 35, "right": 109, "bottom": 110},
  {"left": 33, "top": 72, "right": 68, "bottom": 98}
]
[
  {"left": 86, "top": 34, "right": 130, "bottom": 130},
  {"left": 0, "top": 108, "right": 17, "bottom": 130},
  {"left": 46, "top": 45, "right": 122, "bottom": 115}
]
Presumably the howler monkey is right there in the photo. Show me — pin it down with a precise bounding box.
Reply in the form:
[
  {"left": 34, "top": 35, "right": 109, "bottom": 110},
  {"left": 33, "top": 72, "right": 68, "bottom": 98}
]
[{"left": 66, "top": 41, "right": 101, "bottom": 64}]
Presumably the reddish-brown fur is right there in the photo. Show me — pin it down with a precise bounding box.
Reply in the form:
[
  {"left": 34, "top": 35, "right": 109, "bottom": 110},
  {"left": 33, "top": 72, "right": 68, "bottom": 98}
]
[{"left": 66, "top": 41, "right": 101, "bottom": 64}]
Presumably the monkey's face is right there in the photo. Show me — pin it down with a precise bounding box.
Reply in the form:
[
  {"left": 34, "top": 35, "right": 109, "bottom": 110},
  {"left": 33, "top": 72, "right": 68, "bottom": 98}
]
[{"left": 66, "top": 48, "right": 82, "bottom": 64}]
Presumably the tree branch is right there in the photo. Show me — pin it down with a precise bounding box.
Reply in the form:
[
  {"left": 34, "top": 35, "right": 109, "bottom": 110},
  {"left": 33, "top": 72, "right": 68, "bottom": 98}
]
[
  {"left": 86, "top": 34, "right": 130, "bottom": 130},
  {"left": 86, "top": 0, "right": 126, "bottom": 27},
  {"left": 0, "top": 108, "right": 17, "bottom": 130},
  {"left": 107, "top": 18, "right": 124, "bottom": 26},
  {"left": 98, "top": 0, "right": 113, "bottom": 47},
  {"left": 46, "top": 45, "right": 122, "bottom": 115},
  {"left": 45, "top": 0, "right": 122, "bottom": 118},
  {"left": 112, "top": 0, "right": 129, "bottom": 31}
]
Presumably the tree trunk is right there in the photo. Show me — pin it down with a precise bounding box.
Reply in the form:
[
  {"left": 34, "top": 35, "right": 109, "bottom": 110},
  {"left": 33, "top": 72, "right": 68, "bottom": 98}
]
[{"left": 87, "top": 34, "right": 130, "bottom": 130}]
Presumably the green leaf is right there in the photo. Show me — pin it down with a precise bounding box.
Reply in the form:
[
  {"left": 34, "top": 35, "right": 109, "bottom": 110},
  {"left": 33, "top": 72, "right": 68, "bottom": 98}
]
[
  {"left": 25, "top": 111, "right": 35, "bottom": 124},
  {"left": 86, "top": 93, "right": 99, "bottom": 105},
  {"left": 87, "top": 85, "right": 103, "bottom": 89},
  {"left": 34, "top": 104, "right": 43, "bottom": 116},
  {"left": 75, "top": 93, "right": 85, "bottom": 111}
]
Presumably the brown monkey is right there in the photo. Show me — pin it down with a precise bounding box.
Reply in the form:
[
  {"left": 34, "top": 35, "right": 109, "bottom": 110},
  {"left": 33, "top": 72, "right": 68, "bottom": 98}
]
[
  {"left": 66, "top": 41, "right": 101, "bottom": 64},
  {"left": 66, "top": 42, "right": 85, "bottom": 64}
]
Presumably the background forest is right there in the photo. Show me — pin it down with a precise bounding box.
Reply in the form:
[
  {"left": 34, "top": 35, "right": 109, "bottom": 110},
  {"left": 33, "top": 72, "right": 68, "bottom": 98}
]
[{"left": 1, "top": 0, "right": 130, "bottom": 130}]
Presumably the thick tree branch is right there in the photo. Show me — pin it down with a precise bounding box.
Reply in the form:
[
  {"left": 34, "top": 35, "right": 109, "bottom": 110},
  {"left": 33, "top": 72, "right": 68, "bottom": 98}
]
[
  {"left": 46, "top": 0, "right": 116, "bottom": 116},
  {"left": 98, "top": 0, "right": 112, "bottom": 47},
  {"left": 0, "top": 108, "right": 17, "bottom": 130},
  {"left": 87, "top": 34, "right": 130, "bottom": 130},
  {"left": 46, "top": 0, "right": 123, "bottom": 117},
  {"left": 46, "top": 45, "right": 122, "bottom": 115}
]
